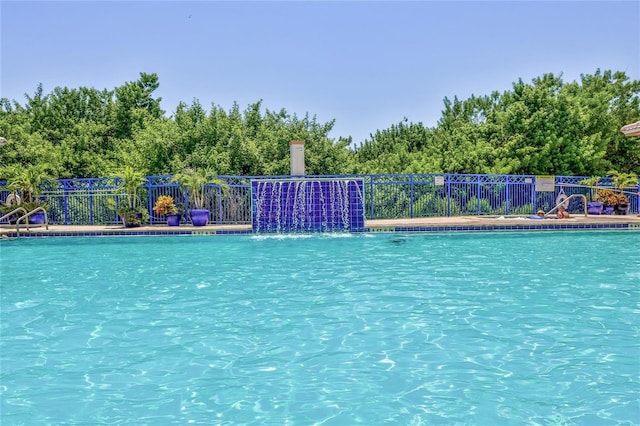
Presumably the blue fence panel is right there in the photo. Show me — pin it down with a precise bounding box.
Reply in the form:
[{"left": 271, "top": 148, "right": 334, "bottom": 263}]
[
  {"left": 410, "top": 175, "right": 447, "bottom": 218},
  {"left": 368, "top": 174, "right": 412, "bottom": 219},
  {"left": 217, "top": 176, "right": 254, "bottom": 224},
  {"left": 39, "top": 178, "right": 122, "bottom": 225},
  {"left": 1, "top": 173, "right": 638, "bottom": 225},
  {"left": 507, "top": 175, "right": 536, "bottom": 214}
]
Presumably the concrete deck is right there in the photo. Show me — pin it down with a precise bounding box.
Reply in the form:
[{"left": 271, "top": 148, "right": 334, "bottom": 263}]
[{"left": 1, "top": 214, "right": 639, "bottom": 238}]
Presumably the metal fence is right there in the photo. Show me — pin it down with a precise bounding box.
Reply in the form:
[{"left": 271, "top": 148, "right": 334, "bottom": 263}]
[{"left": 1, "top": 173, "right": 639, "bottom": 225}]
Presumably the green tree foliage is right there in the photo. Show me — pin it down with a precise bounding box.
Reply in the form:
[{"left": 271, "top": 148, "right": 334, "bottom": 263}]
[
  {"left": 354, "top": 118, "right": 438, "bottom": 173},
  {"left": 114, "top": 72, "right": 163, "bottom": 140},
  {"left": 354, "top": 70, "right": 639, "bottom": 176},
  {"left": 127, "top": 117, "right": 182, "bottom": 175},
  {"left": 0, "top": 69, "right": 637, "bottom": 180},
  {"left": 131, "top": 99, "right": 353, "bottom": 177},
  {"left": 0, "top": 80, "right": 119, "bottom": 178}
]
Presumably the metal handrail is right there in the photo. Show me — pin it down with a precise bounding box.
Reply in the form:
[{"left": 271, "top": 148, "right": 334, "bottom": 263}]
[
  {"left": 0, "top": 207, "right": 28, "bottom": 223},
  {"left": 15, "top": 207, "right": 49, "bottom": 237},
  {"left": 545, "top": 194, "right": 588, "bottom": 217}
]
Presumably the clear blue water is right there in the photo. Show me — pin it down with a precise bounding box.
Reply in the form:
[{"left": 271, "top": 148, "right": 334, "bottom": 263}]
[{"left": 1, "top": 231, "right": 639, "bottom": 425}]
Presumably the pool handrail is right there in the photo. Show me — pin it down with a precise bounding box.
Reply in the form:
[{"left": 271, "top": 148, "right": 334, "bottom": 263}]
[
  {"left": 15, "top": 207, "right": 49, "bottom": 237},
  {"left": 0, "top": 206, "right": 28, "bottom": 223},
  {"left": 544, "top": 194, "right": 588, "bottom": 217}
]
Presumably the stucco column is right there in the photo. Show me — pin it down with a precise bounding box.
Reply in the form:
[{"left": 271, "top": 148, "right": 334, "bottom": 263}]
[{"left": 289, "top": 140, "right": 305, "bottom": 176}]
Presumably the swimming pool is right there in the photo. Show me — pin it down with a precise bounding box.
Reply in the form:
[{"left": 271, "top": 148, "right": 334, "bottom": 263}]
[{"left": 1, "top": 232, "right": 638, "bottom": 424}]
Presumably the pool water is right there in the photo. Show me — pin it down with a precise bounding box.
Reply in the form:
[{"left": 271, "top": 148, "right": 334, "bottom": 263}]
[{"left": 1, "top": 232, "right": 639, "bottom": 425}]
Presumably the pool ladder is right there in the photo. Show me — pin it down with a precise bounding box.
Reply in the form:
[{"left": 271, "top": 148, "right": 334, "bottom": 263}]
[
  {"left": 544, "top": 194, "right": 588, "bottom": 217},
  {"left": 0, "top": 207, "right": 49, "bottom": 237}
]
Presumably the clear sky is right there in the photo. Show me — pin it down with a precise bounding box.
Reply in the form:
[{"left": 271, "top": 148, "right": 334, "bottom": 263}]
[{"left": 1, "top": 1, "right": 639, "bottom": 144}]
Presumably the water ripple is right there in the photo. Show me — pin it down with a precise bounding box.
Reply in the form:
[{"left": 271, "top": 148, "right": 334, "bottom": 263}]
[{"left": 1, "top": 232, "right": 638, "bottom": 424}]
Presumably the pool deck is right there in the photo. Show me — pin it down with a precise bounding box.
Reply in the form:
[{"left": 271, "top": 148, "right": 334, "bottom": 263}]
[{"left": 2, "top": 214, "right": 639, "bottom": 238}]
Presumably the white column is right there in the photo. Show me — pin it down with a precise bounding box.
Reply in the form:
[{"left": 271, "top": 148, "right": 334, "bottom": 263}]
[{"left": 289, "top": 140, "right": 305, "bottom": 176}]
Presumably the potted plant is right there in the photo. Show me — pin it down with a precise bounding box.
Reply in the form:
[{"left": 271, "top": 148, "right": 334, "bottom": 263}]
[
  {"left": 609, "top": 170, "right": 637, "bottom": 215},
  {"left": 115, "top": 166, "right": 148, "bottom": 227},
  {"left": 171, "top": 168, "right": 228, "bottom": 226},
  {"left": 1, "top": 163, "right": 54, "bottom": 224},
  {"left": 153, "top": 195, "right": 180, "bottom": 226},
  {"left": 579, "top": 176, "right": 604, "bottom": 215},
  {"left": 593, "top": 189, "right": 618, "bottom": 215}
]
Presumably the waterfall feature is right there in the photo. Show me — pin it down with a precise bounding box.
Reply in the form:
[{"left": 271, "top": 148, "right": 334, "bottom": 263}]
[{"left": 251, "top": 179, "right": 365, "bottom": 233}]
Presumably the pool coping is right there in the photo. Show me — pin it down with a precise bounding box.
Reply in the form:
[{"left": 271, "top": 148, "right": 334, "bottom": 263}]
[{"left": 2, "top": 215, "right": 639, "bottom": 238}]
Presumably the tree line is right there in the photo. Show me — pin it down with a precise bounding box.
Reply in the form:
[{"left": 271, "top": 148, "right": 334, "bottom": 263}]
[{"left": 0, "top": 69, "right": 638, "bottom": 181}]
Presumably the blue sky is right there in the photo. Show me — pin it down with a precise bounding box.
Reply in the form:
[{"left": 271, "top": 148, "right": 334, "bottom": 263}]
[{"left": 1, "top": 1, "right": 638, "bottom": 144}]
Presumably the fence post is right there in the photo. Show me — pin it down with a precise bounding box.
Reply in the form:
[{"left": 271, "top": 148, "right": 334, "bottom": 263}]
[
  {"left": 369, "top": 175, "right": 375, "bottom": 219},
  {"left": 637, "top": 179, "right": 640, "bottom": 215},
  {"left": 147, "top": 178, "right": 154, "bottom": 225},
  {"left": 115, "top": 178, "right": 120, "bottom": 225},
  {"left": 409, "top": 174, "right": 414, "bottom": 218},
  {"left": 89, "top": 179, "right": 94, "bottom": 225},
  {"left": 447, "top": 174, "right": 451, "bottom": 217},
  {"left": 531, "top": 176, "right": 537, "bottom": 212},
  {"left": 476, "top": 175, "right": 481, "bottom": 215},
  {"left": 218, "top": 184, "right": 223, "bottom": 224},
  {"left": 505, "top": 175, "right": 510, "bottom": 215},
  {"left": 63, "top": 183, "right": 69, "bottom": 225}
]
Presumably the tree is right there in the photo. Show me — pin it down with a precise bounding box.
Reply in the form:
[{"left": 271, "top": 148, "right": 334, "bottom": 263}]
[
  {"left": 114, "top": 72, "right": 163, "bottom": 139},
  {"left": 1, "top": 70, "right": 637, "bottom": 179}
]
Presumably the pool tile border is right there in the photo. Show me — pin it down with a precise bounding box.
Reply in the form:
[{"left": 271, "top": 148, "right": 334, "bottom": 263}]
[
  {"left": 2, "top": 229, "right": 255, "bottom": 238},
  {"left": 366, "top": 223, "right": 636, "bottom": 233},
  {"left": 2, "top": 221, "right": 637, "bottom": 238}
]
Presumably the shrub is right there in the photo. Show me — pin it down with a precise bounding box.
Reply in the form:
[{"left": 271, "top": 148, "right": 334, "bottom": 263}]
[{"left": 153, "top": 195, "right": 177, "bottom": 216}]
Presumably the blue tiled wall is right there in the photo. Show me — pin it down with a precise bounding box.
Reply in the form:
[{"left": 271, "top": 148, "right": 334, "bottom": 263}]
[{"left": 251, "top": 179, "right": 365, "bottom": 233}]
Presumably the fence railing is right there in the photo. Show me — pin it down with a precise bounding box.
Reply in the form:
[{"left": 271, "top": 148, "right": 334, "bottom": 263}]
[{"left": 1, "top": 173, "right": 638, "bottom": 225}]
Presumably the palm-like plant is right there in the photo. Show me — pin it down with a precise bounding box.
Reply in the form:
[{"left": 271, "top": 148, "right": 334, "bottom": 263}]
[
  {"left": 171, "top": 168, "right": 228, "bottom": 210},
  {"left": 114, "top": 166, "right": 148, "bottom": 227},
  {"left": 609, "top": 170, "right": 638, "bottom": 199},
  {"left": 606, "top": 170, "right": 638, "bottom": 209},
  {"left": 578, "top": 176, "right": 601, "bottom": 202},
  {"left": 5, "top": 163, "right": 54, "bottom": 204},
  {"left": 116, "top": 166, "right": 147, "bottom": 210}
]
